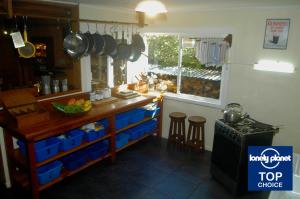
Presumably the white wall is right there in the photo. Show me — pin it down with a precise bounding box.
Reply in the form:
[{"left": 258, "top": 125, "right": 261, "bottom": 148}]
[{"left": 80, "top": 4, "right": 300, "bottom": 152}]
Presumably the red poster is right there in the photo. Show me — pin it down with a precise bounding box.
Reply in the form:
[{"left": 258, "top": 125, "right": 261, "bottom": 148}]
[{"left": 263, "top": 19, "right": 290, "bottom": 49}]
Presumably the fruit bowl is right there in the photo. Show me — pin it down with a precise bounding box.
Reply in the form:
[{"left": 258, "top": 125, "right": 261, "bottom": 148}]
[{"left": 52, "top": 98, "right": 92, "bottom": 115}]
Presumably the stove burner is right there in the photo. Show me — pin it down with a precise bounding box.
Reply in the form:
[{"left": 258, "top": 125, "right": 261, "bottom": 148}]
[{"left": 222, "top": 117, "right": 274, "bottom": 135}]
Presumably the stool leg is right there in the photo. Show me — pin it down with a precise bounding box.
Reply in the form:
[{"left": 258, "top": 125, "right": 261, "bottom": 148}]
[
  {"left": 182, "top": 120, "right": 186, "bottom": 145},
  {"left": 201, "top": 125, "right": 205, "bottom": 151},
  {"left": 187, "top": 123, "right": 192, "bottom": 146},
  {"left": 168, "top": 119, "right": 174, "bottom": 143}
]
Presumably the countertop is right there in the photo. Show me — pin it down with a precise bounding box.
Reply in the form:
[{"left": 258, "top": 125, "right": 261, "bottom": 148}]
[{"left": 0, "top": 95, "right": 156, "bottom": 141}]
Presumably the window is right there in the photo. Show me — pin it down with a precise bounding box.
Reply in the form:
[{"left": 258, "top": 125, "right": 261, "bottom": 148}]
[{"left": 130, "top": 33, "right": 230, "bottom": 107}]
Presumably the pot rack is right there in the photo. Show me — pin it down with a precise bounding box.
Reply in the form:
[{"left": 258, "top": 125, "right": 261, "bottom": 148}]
[{"left": 79, "top": 19, "right": 147, "bottom": 27}]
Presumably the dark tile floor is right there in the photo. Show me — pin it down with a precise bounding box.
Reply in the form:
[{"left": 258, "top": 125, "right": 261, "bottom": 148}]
[{"left": 1, "top": 137, "right": 270, "bottom": 199}]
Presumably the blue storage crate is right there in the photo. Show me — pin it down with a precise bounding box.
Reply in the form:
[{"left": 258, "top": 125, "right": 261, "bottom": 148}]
[
  {"left": 128, "top": 108, "right": 145, "bottom": 124},
  {"left": 143, "top": 119, "right": 158, "bottom": 134},
  {"left": 17, "top": 138, "right": 61, "bottom": 162},
  {"left": 128, "top": 126, "right": 144, "bottom": 141},
  {"left": 115, "top": 114, "right": 129, "bottom": 130},
  {"left": 37, "top": 160, "right": 63, "bottom": 185},
  {"left": 58, "top": 129, "right": 84, "bottom": 151},
  {"left": 144, "top": 107, "right": 160, "bottom": 118},
  {"left": 61, "top": 151, "right": 87, "bottom": 171},
  {"left": 116, "top": 133, "right": 129, "bottom": 149},
  {"left": 84, "top": 128, "right": 106, "bottom": 142},
  {"left": 86, "top": 142, "right": 109, "bottom": 160},
  {"left": 96, "top": 119, "right": 109, "bottom": 130}
]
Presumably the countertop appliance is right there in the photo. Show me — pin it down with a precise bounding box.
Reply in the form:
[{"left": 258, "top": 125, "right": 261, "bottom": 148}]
[{"left": 210, "top": 117, "right": 276, "bottom": 195}]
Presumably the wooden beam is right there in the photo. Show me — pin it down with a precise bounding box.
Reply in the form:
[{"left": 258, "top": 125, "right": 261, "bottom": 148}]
[{"left": 3, "top": 0, "right": 13, "bottom": 18}]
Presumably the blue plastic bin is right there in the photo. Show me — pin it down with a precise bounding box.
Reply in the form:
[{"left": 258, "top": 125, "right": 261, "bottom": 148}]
[
  {"left": 37, "top": 160, "right": 63, "bottom": 185},
  {"left": 61, "top": 151, "right": 87, "bottom": 171},
  {"left": 115, "top": 113, "right": 129, "bottom": 130},
  {"left": 86, "top": 142, "right": 109, "bottom": 160},
  {"left": 116, "top": 133, "right": 129, "bottom": 149},
  {"left": 84, "top": 128, "right": 106, "bottom": 142},
  {"left": 144, "top": 107, "right": 160, "bottom": 118},
  {"left": 58, "top": 129, "right": 84, "bottom": 151},
  {"left": 17, "top": 138, "right": 61, "bottom": 162},
  {"left": 128, "top": 108, "right": 145, "bottom": 124},
  {"left": 96, "top": 119, "right": 109, "bottom": 130},
  {"left": 127, "top": 126, "right": 144, "bottom": 141},
  {"left": 143, "top": 119, "right": 158, "bottom": 134}
]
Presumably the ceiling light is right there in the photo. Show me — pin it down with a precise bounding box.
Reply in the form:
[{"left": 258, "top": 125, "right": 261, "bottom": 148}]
[
  {"left": 254, "top": 60, "right": 295, "bottom": 73},
  {"left": 135, "top": 0, "right": 167, "bottom": 17}
]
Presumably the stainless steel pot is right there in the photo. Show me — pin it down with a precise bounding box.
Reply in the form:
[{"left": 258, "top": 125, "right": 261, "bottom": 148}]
[{"left": 223, "top": 103, "right": 246, "bottom": 123}]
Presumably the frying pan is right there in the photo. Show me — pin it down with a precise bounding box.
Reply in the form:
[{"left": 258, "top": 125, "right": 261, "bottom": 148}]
[
  {"left": 92, "top": 24, "right": 105, "bottom": 55},
  {"left": 128, "top": 27, "right": 142, "bottom": 62},
  {"left": 132, "top": 33, "right": 145, "bottom": 52},
  {"left": 83, "top": 23, "right": 94, "bottom": 56},
  {"left": 102, "top": 24, "right": 117, "bottom": 57},
  {"left": 110, "top": 31, "right": 119, "bottom": 59},
  {"left": 117, "top": 31, "right": 132, "bottom": 60},
  {"left": 63, "top": 22, "right": 89, "bottom": 59},
  {"left": 18, "top": 16, "right": 36, "bottom": 58}
]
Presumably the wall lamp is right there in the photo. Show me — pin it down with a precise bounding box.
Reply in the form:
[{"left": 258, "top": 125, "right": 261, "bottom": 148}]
[{"left": 254, "top": 60, "right": 295, "bottom": 73}]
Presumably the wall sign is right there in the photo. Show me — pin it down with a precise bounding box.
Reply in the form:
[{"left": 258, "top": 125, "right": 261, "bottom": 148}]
[
  {"left": 263, "top": 19, "right": 290, "bottom": 49},
  {"left": 248, "top": 146, "right": 293, "bottom": 191}
]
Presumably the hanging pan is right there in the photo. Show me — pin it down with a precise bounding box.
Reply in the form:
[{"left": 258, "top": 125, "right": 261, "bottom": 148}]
[
  {"left": 63, "top": 21, "right": 89, "bottom": 59},
  {"left": 117, "top": 29, "right": 132, "bottom": 60},
  {"left": 128, "top": 25, "right": 142, "bottom": 62},
  {"left": 18, "top": 16, "right": 36, "bottom": 58},
  {"left": 92, "top": 24, "right": 105, "bottom": 55},
  {"left": 132, "top": 27, "right": 145, "bottom": 53},
  {"left": 83, "top": 23, "right": 94, "bottom": 56},
  {"left": 102, "top": 24, "right": 117, "bottom": 57}
]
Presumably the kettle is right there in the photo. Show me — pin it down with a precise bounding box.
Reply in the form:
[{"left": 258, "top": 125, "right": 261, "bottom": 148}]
[{"left": 223, "top": 103, "right": 248, "bottom": 123}]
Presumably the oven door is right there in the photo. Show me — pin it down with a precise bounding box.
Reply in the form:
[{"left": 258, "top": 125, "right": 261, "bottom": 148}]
[{"left": 211, "top": 124, "right": 242, "bottom": 180}]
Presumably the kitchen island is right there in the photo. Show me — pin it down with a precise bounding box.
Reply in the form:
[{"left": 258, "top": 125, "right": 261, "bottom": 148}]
[{"left": 0, "top": 93, "right": 162, "bottom": 199}]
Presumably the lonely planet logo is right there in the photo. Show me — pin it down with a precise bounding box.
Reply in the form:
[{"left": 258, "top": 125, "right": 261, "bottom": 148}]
[
  {"left": 248, "top": 146, "right": 293, "bottom": 191},
  {"left": 249, "top": 148, "right": 292, "bottom": 169}
]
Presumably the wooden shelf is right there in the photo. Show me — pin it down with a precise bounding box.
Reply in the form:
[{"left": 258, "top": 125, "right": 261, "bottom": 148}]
[
  {"left": 13, "top": 134, "right": 111, "bottom": 168},
  {"left": 38, "top": 153, "right": 111, "bottom": 191},
  {"left": 116, "top": 116, "right": 159, "bottom": 134},
  {"left": 116, "top": 133, "right": 153, "bottom": 153}
]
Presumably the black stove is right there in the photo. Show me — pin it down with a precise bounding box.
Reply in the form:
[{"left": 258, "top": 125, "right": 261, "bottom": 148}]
[{"left": 210, "top": 117, "right": 276, "bottom": 195}]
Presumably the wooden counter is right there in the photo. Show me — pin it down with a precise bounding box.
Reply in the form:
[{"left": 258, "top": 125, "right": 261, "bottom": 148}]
[{"left": 1, "top": 94, "right": 163, "bottom": 199}]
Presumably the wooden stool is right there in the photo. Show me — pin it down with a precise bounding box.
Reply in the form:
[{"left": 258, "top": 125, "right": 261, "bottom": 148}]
[
  {"left": 168, "top": 112, "right": 187, "bottom": 146},
  {"left": 187, "top": 116, "right": 206, "bottom": 151}
]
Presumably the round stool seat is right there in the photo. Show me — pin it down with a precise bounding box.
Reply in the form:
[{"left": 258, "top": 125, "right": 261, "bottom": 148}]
[
  {"left": 169, "top": 112, "right": 187, "bottom": 119},
  {"left": 188, "top": 116, "right": 206, "bottom": 123}
]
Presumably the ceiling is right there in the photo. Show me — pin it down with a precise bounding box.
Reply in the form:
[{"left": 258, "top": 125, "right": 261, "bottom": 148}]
[{"left": 48, "top": 0, "right": 300, "bottom": 10}]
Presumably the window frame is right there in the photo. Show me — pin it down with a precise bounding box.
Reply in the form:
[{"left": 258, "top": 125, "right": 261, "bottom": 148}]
[{"left": 166, "top": 35, "right": 229, "bottom": 109}]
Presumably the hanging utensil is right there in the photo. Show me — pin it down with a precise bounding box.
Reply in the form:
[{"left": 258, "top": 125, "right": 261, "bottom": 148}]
[
  {"left": 92, "top": 23, "right": 105, "bottom": 55},
  {"left": 18, "top": 16, "right": 36, "bottom": 58},
  {"left": 102, "top": 24, "right": 117, "bottom": 57},
  {"left": 83, "top": 23, "right": 94, "bottom": 56},
  {"left": 132, "top": 26, "right": 145, "bottom": 53},
  {"left": 128, "top": 25, "right": 142, "bottom": 62},
  {"left": 110, "top": 27, "right": 119, "bottom": 59},
  {"left": 63, "top": 21, "right": 89, "bottom": 59},
  {"left": 117, "top": 25, "right": 132, "bottom": 60}
]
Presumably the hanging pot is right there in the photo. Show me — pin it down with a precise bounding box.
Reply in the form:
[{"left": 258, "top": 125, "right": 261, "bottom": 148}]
[
  {"left": 117, "top": 30, "right": 132, "bottom": 60},
  {"left": 83, "top": 23, "right": 94, "bottom": 56},
  {"left": 91, "top": 24, "right": 105, "bottom": 55},
  {"left": 18, "top": 16, "right": 36, "bottom": 58},
  {"left": 132, "top": 33, "right": 145, "bottom": 52},
  {"left": 63, "top": 22, "right": 89, "bottom": 59},
  {"left": 102, "top": 24, "right": 118, "bottom": 57}
]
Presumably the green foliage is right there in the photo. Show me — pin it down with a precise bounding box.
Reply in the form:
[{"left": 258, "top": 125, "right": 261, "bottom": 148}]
[
  {"left": 147, "top": 35, "right": 179, "bottom": 67},
  {"left": 146, "top": 35, "right": 203, "bottom": 69}
]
